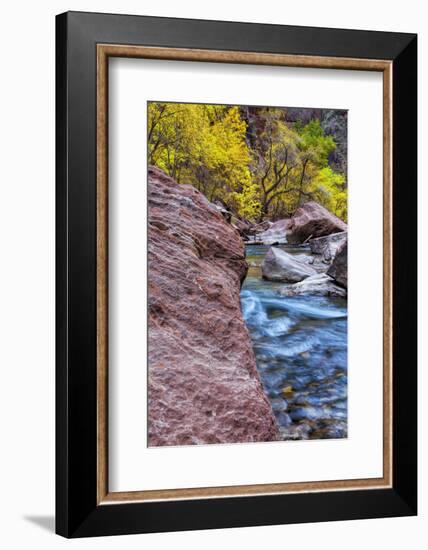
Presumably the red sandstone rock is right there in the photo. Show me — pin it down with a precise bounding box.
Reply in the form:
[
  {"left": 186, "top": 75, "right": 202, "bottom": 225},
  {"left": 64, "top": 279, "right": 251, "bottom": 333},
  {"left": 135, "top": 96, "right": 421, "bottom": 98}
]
[
  {"left": 287, "top": 201, "right": 347, "bottom": 243},
  {"left": 231, "top": 216, "right": 253, "bottom": 237},
  {"left": 148, "top": 166, "right": 278, "bottom": 446}
]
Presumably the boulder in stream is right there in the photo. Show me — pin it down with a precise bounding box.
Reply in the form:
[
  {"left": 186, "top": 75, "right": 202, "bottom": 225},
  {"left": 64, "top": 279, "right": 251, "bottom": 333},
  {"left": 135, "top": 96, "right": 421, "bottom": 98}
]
[
  {"left": 287, "top": 202, "right": 347, "bottom": 244},
  {"left": 327, "top": 239, "right": 348, "bottom": 288},
  {"left": 261, "top": 246, "right": 316, "bottom": 282},
  {"left": 309, "top": 231, "right": 347, "bottom": 263},
  {"left": 279, "top": 273, "right": 347, "bottom": 298},
  {"left": 148, "top": 166, "right": 278, "bottom": 446}
]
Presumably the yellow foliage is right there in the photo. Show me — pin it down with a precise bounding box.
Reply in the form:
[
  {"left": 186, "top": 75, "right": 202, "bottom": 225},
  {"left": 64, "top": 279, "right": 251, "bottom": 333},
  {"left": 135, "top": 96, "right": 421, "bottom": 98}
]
[{"left": 148, "top": 103, "right": 251, "bottom": 208}]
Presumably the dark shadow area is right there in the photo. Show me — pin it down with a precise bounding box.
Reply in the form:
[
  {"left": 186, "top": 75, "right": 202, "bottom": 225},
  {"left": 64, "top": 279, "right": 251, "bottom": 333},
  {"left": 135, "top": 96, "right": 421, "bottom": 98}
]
[{"left": 24, "top": 515, "right": 55, "bottom": 533}]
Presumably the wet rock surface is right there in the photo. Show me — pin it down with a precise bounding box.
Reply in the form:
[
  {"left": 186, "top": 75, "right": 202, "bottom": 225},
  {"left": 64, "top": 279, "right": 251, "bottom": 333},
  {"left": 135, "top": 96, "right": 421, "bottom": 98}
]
[{"left": 148, "top": 166, "right": 278, "bottom": 446}]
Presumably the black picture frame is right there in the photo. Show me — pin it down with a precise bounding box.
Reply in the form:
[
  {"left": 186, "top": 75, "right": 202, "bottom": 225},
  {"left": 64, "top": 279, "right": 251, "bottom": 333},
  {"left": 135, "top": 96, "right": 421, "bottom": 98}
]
[{"left": 56, "top": 11, "right": 417, "bottom": 538}]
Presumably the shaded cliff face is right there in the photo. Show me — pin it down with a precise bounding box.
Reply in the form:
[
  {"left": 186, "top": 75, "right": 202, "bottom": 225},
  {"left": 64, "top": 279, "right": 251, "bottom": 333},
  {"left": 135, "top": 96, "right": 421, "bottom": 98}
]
[{"left": 148, "top": 166, "right": 279, "bottom": 446}]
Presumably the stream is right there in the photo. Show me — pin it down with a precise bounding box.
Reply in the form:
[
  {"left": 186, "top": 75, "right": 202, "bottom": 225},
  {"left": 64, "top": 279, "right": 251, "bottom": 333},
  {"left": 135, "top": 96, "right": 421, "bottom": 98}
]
[{"left": 241, "top": 244, "right": 348, "bottom": 440}]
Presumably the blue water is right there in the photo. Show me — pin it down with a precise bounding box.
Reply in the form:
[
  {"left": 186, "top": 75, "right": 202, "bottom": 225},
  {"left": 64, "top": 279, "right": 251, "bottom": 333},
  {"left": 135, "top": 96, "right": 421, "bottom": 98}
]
[{"left": 241, "top": 244, "right": 348, "bottom": 440}]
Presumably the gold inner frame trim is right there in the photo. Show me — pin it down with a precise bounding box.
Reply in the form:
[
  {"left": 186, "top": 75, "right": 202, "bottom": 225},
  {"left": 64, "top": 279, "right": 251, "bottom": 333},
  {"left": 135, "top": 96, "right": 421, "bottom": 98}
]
[{"left": 96, "top": 44, "right": 393, "bottom": 505}]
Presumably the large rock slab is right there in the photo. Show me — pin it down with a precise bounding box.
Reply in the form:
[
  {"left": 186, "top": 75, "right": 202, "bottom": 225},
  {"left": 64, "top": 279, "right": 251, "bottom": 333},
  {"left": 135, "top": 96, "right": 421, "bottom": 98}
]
[
  {"left": 279, "top": 273, "right": 346, "bottom": 298},
  {"left": 287, "top": 202, "right": 347, "bottom": 243},
  {"left": 261, "top": 246, "right": 316, "bottom": 282},
  {"left": 327, "top": 239, "right": 348, "bottom": 288},
  {"left": 148, "top": 166, "right": 278, "bottom": 446}
]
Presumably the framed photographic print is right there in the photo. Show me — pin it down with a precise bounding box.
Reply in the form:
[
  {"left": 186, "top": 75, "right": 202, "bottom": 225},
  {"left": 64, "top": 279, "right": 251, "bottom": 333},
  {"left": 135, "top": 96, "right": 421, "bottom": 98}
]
[{"left": 56, "top": 11, "right": 417, "bottom": 538}]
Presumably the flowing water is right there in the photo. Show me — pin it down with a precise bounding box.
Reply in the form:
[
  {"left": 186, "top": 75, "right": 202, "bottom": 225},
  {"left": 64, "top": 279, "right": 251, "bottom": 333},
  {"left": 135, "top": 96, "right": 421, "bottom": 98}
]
[{"left": 241, "top": 244, "right": 348, "bottom": 440}]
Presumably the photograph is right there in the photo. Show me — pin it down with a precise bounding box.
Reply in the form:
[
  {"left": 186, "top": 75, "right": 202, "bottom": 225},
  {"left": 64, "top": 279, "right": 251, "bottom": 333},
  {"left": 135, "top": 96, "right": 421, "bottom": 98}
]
[{"left": 147, "top": 101, "right": 348, "bottom": 446}]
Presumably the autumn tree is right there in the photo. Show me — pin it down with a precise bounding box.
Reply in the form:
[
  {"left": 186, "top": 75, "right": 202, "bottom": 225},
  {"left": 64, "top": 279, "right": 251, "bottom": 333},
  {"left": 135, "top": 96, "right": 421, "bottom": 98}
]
[
  {"left": 249, "top": 110, "right": 345, "bottom": 221},
  {"left": 148, "top": 102, "right": 251, "bottom": 204},
  {"left": 250, "top": 108, "right": 301, "bottom": 220}
]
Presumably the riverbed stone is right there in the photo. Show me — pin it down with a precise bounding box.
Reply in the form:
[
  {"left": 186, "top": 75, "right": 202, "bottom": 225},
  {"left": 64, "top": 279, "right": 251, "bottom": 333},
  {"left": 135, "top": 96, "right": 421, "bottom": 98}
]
[
  {"left": 261, "top": 246, "right": 316, "bottom": 282},
  {"left": 279, "top": 423, "right": 312, "bottom": 440},
  {"left": 279, "top": 273, "right": 347, "bottom": 297},
  {"left": 270, "top": 398, "right": 288, "bottom": 412},
  {"left": 148, "top": 166, "right": 278, "bottom": 446},
  {"left": 275, "top": 412, "right": 293, "bottom": 427},
  {"left": 289, "top": 406, "right": 328, "bottom": 422}
]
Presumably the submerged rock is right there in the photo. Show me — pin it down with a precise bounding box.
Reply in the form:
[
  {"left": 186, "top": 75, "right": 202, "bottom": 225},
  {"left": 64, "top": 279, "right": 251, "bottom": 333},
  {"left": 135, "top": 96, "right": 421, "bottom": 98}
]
[
  {"left": 289, "top": 406, "right": 328, "bottom": 422},
  {"left": 275, "top": 412, "right": 293, "bottom": 427},
  {"left": 279, "top": 273, "right": 347, "bottom": 298},
  {"left": 311, "top": 421, "right": 348, "bottom": 439},
  {"left": 287, "top": 202, "right": 347, "bottom": 244},
  {"left": 279, "top": 423, "right": 312, "bottom": 440},
  {"left": 261, "top": 246, "right": 316, "bottom": 282},
  {"left": 148, "top": 166, "right": 278, "bottom": 446},
  {"left": 327, "top": 240, "right": 348, "bottom": 288}
]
